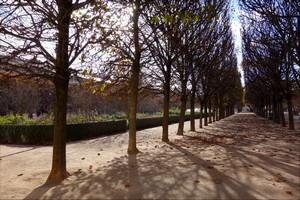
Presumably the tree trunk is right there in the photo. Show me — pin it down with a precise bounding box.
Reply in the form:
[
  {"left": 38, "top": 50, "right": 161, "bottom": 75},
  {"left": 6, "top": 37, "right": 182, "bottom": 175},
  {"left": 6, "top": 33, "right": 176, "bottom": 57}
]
[
  {"left": 278, "top": 96, "right": 286, "bottom": 127},
  {"left": 47, "top": 0, "right": 71, "bottom": 183},
  {"left": 128, "top": 66, "right": 140, "bottom": 154},
  {"left": 272, "top": 98, "right": 279, "bottom": 123},
  {"left": 177, "top": 94, "right": 187, "bottom": 135},
  {"left": 190, "top": 70, "right": 196, "bottom": 131},
  {"left": 264, "top": 98, "right": 267, "bottom": 118},
  {"left": 162, "top": 80, "right": 170, "bottom": 142},
  {"left": 216, "top": 98, "right": 220, "bottom": 121},
  {"left": 47, "top": 76, "right": 69, "bottom": 183},
  {"left": 226, "top": 106, "right": 230, "bottom": 117},
  {"left": 208, "top": 101, "right": 212, "bottom": 123},
  {"left": 219, "top": 96, "right": 224, "bottom": 120},
  {"left": 212, "top": 100, "right": 216, "bottom": 122},
  {"left": 287, "top": 94, "right": 295, "bottom": 130},
  {"left": 268, "top": 97, "right": 272, "bottom": 120},
  {"left": 204, "top": 102, "right": 208, "bottom": 126},
  {"left": 128, "top": 0, "right": 141, "bottom": 154},
  {"left": 190, "top": 88, "right": 196, "bottom": 131},
  {"left": 199, "top": 99, "right": 203, "bottom": 128}
]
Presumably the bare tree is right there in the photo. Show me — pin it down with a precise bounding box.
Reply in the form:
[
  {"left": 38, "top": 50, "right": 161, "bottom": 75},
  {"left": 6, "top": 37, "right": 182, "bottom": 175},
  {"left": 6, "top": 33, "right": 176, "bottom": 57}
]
[
  {"left": 142, "top": 0, "right": 190, "bottom": 141},
  {"left": 0, "top": 0, "right": 113, "bottom": 182},
  {"left": 241, "top": 0, "right": 297, "bottom": 130}
]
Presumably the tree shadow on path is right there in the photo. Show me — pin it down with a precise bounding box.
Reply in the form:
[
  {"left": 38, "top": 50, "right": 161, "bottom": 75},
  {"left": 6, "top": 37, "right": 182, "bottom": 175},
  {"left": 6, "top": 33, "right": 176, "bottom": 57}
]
[{"left": 24, "top": 182, "right": 58, "bottom": 200}]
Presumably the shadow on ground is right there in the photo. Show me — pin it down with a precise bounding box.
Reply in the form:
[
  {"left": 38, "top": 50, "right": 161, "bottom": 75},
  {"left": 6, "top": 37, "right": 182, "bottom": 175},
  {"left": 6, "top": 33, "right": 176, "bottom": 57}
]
[{"left": 24, "top": 113, "right": 300, "bottom": 199}]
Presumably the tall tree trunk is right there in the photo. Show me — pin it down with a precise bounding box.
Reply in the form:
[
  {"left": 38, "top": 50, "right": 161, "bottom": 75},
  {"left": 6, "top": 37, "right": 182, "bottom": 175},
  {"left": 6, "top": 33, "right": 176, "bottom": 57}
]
[
  {"left": 161, "top": 26, "right": 173, "bottom": 141},
  {"left": 128, "top": 66, "right": 140, "bottom": 154},
  {"left": 264, "top": 98, "right": 268, "bottom": 118},
  {"left": 213, "top": 99, "right": 216, "bottom": 122},
  {"left": 177, "top": 93, "right": 187, "bottom": 135},
  {"left": 177, "top": 78, "right": 187, "bottom": 136},
  {"left": 286, "top": 94, "right": 295, "bottom": 130},
  {"left": 128, "top": 0, "right": 141, "bottom": 154},
  {"left": 47, "top": 76, "right": 69, "bottom": 183},
  {"left": 199, "top": 99, "right": 203, "bottom": 128},
  {"left": 219, "top": 96, "right": 224, "bottom": 120},
  {"left": 190, "top": 70, "right": 196, "bottom": 131},
  {"left": 216, "top": 98, "right": 220, "bottom": 121},
  {"left": 47, "top": 0, "right": 71, "bottom": 183},
  {"left": 162, "top": 79, "right": 170, "bottom": 142},
  {"left": 278, "top": 96, "right": 286, "bottom": 127},
  {"left": 272, "top": 98, "right": 279, "bottom": 123},
  {"left": 190, "top": 88, "right": 196, "bottom": 131},
  {"left": 226, "top": 106, "right": 230, "bottom": 117},
  {"left": 268, "top": 96, "right": 272, "bottom": 120},
  {"left": 204, "top": 102, "right": 208, "bottom": 126},
  {"left": 208, "top": 101, "right": 212, "bottom": 123},
  {"left": 286, "top": 53, "right": 295, "bottom": 130}
]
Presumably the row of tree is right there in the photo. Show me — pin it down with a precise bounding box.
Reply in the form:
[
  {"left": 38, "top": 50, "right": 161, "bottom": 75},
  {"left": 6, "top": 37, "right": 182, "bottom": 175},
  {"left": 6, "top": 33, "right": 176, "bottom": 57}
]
[
  {"left": 102, "top": 0, "right": 242, "bottom": 150},
  {"left": 0, "top": 0, "right": 242, "bottom": 182},
  {"left": 240, "top": 0, "right": 299, "bottom": 130}
]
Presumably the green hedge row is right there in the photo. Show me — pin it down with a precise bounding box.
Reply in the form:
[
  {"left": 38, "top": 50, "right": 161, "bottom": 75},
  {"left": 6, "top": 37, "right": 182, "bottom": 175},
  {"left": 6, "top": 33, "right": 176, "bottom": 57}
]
[
  {"left": 136, "top": 114, "right": 200, "bottom": 130},
  {"left": 0, "top": 120, "right": 127, "bottom": 145},
  {"left": 0, "top": 114, "right": 201, "bottom": 145},
  {"left": 0, "top": 125, "right": 53, "bottom": 145}
]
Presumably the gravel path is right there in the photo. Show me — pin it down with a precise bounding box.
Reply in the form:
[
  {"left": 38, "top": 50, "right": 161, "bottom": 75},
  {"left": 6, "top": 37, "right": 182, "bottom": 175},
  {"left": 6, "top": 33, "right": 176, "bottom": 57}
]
[{"left": 0, "top": 113, "right": 299, "bottom": 199}]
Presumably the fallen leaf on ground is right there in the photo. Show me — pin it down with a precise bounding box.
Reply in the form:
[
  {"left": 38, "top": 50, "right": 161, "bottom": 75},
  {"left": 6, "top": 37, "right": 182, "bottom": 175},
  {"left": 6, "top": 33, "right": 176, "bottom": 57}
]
[
  {"left": 211, "top": 178, "right": 222, "bottom": 184},
  {"left": 285, "top": 190, "right": 293, "bottom": 195},
  {"left": 269, "top": 153, "right": 276, "bottom": 157},
  {"left": 124, "top": 183, "right": 130, "bottom": 188},
  {"left": 81, "top": 157, "right": 85, "bottom": 160},
  {"left": 271, "top": 173, "right": 285, "bottom": 182},
  {"left": 194, "top": 180, "right": 200, "bottom": 184},
  {"left": 89, "top": 165, "right": 93, "bottom": 170},
  {"left": 17, "top": 174, "right": 23, "bottom": 176},
  {"left": 73, "top": 169, "right": 82, "bottom": 175}
]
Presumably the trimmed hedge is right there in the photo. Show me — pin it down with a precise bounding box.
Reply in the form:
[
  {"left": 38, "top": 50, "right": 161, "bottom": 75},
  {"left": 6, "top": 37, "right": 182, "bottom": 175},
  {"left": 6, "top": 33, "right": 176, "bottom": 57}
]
[
  {"left": 66, "top": 120, "right": 127, "bottom": 141},
  {"left": 0, "top": 125, "right": 53, "bottom": 145},
  {"left": 0, "top": 114, "right": 203, "bottom": 145},
  {"left": 136, "top": 114, "right": 200, "bottom": 130},
  {"left": 0, "top": 120, "right": 127, "bottom": 145}
]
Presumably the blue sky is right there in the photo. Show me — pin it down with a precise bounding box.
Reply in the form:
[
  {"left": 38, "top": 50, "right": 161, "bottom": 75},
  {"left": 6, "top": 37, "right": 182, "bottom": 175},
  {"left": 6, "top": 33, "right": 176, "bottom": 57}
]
[{"left": 230, "top": 0, "right": 244, "bottom": 86}]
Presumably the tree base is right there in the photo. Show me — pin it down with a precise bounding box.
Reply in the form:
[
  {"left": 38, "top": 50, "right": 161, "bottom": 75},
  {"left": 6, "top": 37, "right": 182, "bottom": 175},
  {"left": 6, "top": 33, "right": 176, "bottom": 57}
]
[
  {"left": 162, "top": 138, "right": 169, "bottom": 142},
  {"left": 127, "top": 148, "right": 140, "bottom": 154},
  {"left": 46, "top": 170, "right": 69, "bottom": 183}
]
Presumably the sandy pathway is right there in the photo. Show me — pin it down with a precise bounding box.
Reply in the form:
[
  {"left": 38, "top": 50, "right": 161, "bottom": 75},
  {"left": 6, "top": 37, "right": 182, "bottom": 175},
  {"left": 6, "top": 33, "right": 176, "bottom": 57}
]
[{"left": 0, "top": 113, "right": 299, "bottom": 199}]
